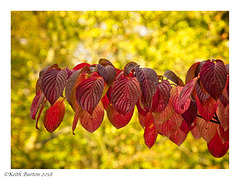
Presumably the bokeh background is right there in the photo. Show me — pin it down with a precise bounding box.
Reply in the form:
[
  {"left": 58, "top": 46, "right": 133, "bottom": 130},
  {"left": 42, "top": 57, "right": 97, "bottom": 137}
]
[{"left": 11, "top": 11, "right": 229, "bottom": 169}]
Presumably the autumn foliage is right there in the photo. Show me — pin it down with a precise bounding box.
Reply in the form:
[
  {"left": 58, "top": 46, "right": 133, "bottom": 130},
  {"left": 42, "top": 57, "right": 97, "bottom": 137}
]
[{"left": 30, "top": 58, "right": 229, "bottom": 158}]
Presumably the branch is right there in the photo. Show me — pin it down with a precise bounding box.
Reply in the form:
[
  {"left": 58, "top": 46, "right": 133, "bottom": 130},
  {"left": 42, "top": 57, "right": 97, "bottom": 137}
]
[{"left": 196, "top": 114, "right": 220, "bottom": 124}]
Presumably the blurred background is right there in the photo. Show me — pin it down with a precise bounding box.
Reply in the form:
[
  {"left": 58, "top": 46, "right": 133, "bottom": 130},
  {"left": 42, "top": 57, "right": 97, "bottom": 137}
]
[{"left": 11, "top": 11, "right": 229, "bottom": 169}]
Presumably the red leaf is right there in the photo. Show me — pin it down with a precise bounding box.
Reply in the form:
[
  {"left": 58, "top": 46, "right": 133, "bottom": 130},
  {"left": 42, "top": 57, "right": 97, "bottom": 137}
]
[
  {"left": 97, "top": 64, "right": 116, "bottom": 85},
  {"left": 72, "top": 103, "right": 81, "bottom": 135},
  {"left": 111, "top": 76, "right": 140, "bottom": 115},
  {"left": 207, "top": 131, "right": 229, "bottom": 158},
  {"left": 135, "top": 66, "right": 158, "bottom": 105},
  {"left": 30, "top": 91, "right": 45, "bottom": 120},
  {"left": 107, "top": 103, "right": 134, "bottom": 129},
  {"left": 65, "top": 69, "right": 88, "bottom": 111},
  {"left": 163, "top": 70, "right": 184, "bottom": 86},
  {"left": 195, "top": 82, "right": 218, "bottom": 121},
  {"left": 152, "top": 97, "right": 175, "bottom": 125},
  {"left": 180, "top": 120, "right": 194, "bottom": 134},
  {"left": 171, "top": 86, "right": 191, "bottom": 114},
  {"left": 195, "top": 94, "right": 218, "bottom": 122},
  {"left": 39, "top": 69, "right": 68, "bottom": 105},
  {"left": 200, "top": 60, "right": 227, "bottom": 100},
  {"left": 138, "top": 111, "right": 153, "bottom": 128},
  {"left": 44, "top": 98, "right": 65, "bottom": 133},
  {"left": 182, "top": 98, "right": 197, "bottom": 126},
  {"left": 101, "top": 93, "right": 109, "bottom": 110},
  {"left": 217, "top": 100, "right": 229, "bottom": 131},
  {"left": 79, "top": 101, "right": 104, "bottom": 133},
  {"left": 169, "top": 129, "right": 188, "bottom": 146},
  {"left": 185, "top": 62, "right": 201, "bottom": 84},
  {"left": 152, "top": 80, "right": 171, "bottom": 113},
  {"left": 76, "top": 76, "right": 105, "bottom": 115},
  {"left": 155, "top": 112, "right": 183, "bottom": 137},
  {"left": 217, "top": 125, "right": 229, "bottom": 143},
  {"left": 196, "top": 117, "right": 218, "bottom": 143},
  {"left": 136, "top": 99, "right": 149, "bottom": 117},
  {"left": 66, "top": 67, "right": 73, "bottom": 79},
  {"left": 191, "top": 125, "right": 201, "bottom": 140},
  {"left": 73, "top": 63, "right": 90, "bottom": 70},
  {"left": 178, "top": 77, "right": 198, "bottom": 109},
  {"left": 144, "top": 118, "right": 158, "bottom": 149}
]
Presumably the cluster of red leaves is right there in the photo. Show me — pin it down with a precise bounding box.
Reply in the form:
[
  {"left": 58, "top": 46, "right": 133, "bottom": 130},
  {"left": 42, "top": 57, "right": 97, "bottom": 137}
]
[{"left": 30, "top": 59, "right": 229, "bottom": 158}]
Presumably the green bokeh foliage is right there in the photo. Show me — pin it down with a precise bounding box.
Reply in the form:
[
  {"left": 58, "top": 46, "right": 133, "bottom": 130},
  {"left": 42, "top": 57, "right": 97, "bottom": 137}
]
[{"left": 11, "top": 11, "right": 229, "bottom": 169}]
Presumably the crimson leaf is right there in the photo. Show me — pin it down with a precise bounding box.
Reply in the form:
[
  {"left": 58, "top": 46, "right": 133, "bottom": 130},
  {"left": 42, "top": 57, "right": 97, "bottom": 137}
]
[
  {"left": 152, "top": 80, "right": 171, "bottom": 113},
  {"left": 30, "top": 91, "right": 45, "bottom": 120},
  {"left": 144, "top": 118, "right": 158, "bottom": 149},
  {"left": 107, "top": 103, "right": 134, "bottom": 129},
  {"left": 207, "top": 131, "right": 229, "bottom": 158},
  {"left": 111, "top": 75, "right": 140, "bottom": 115},
  {"left": 44, "top": 98, "right": 65, "bottom": 133}
]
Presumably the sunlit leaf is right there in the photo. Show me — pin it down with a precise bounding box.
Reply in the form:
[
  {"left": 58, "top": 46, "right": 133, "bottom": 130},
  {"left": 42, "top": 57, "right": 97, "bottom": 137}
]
[
  {"left": 178, "top": 77, "right": 198, "bottom": 108},
  {"left": 207, "top": 131, "right": 229, "bottom": 158},
  {"left": 217, "top": 125, "right": 229, "bottom": 143},
  {"left": 43, "top": 98, "right": 65, "bottom": 133},
  {"left": 171, "top": 86, "right": 191, "bottom": 114},
  {"left": 152, "top": 97, "right": 175, "bottom": 125},
  {"left": 169, "top": 129, "right": 187, "bottom": 146},
  {"left": 144, "top": 118, "right": 158, "bottom": 149},
  {"left": 195, "top": 82, "right": 218, "bottom": 121},
  {"left": 107, "top": 103, "right": 134, "bottom": 129},
  {"left": 152, "top": 80, "right": 171, "bottom": 113},
  {"left": 196, "top": 117, "right": 218, "bottom": 143},
  {"left": 79, "top": 101, "right": 104, "bottom": 133},
  {"left": 138, "top": 111, "right": 153, "bottom": 128},
  {"left": 30, "top": 91, "right": 45, "bottom": 120},
  {"left": 217, "top": 100, "right": 229, "bottom": 131},
  {"left": 155, "top": 112, "right": 183, "bottom": 137}
]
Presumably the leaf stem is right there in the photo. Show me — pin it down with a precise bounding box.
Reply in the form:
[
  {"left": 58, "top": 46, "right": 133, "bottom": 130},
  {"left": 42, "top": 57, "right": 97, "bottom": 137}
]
[{"left": 196, "top": 114, "right": 220, "bottom": 125}]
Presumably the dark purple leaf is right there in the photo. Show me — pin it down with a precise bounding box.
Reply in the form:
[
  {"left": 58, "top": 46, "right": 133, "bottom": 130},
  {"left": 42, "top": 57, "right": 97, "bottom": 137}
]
[
  {"left": 123, "top": 62, "right": 138, "bottom": 77},
  {"left": 135, "top": 66, "right": 158, "bottom": 105},
  {"left": 97, "top": 64, "right": 116, "bottom": 85},
  {"left": 76, "top": 76, "right": 105, "bottom": 115},
  {"left": 39, "top": 69, "right": 68, "bottom": 106},
  {"left": 200, "top": 60, "right": 227, "bottom": 100}
]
